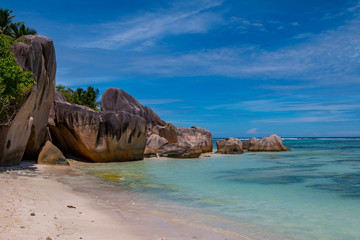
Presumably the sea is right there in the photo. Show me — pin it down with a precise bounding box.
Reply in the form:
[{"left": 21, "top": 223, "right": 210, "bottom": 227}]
[{"left": 74, "top": 138, "right": 360, "bottom": 240}]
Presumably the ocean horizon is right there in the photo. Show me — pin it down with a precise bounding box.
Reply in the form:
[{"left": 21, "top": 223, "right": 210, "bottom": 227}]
[{"left": 214, "top": 137, "right": 360, "bottom": 140}]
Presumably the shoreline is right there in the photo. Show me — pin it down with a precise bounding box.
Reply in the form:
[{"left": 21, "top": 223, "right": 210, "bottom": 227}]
[
  {"left": 0, "top": 160, "right": 270, "bottom": 240},
  {"left": 0, "top": 161, "right": 147, "bottom": 240}
]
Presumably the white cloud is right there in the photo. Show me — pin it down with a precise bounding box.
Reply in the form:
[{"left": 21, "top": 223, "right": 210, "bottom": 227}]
[
  {"left": 247, "top": 128, "right": 258, "bottom": 134},
  {"left": 207, "top": 97, "right": 360, "bottom": 125},
  {"left": 138, "top": 99, "right": 183, "bottom": 105},
  {"left": 334, "top": 131, "right": 360, "bottom": 136},
  {"left": 239, "top": 100, "right": 360, "bottom": 112},
  {"left": 104, "top": 7, "right": 360, "bottom": 86},
  {"left": 252, "top": 116, "right": 356, "bottom": 124},
  {"left": 56, "top": 76, "right": 116, "bottom": 87},
  {"left": 79, "top": 0, "right": 224, "bottom": 50},
  {"left": 58, "top": 0, "right": 360, "bottom": 92},
  {"left": 205, "top": 99, "right": 360, "bottom": 112}
]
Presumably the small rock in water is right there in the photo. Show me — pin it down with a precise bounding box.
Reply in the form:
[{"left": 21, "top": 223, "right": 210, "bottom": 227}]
[
  {"left": 46, "top": 237, "right": 52, "bottom": 240},
  {"left": 30, "top": 213, "right": 35, "bottom": 216}
]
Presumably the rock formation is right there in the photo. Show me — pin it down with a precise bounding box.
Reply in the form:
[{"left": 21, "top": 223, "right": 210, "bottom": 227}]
[
  {"left": 242, "top": 134, "right": 290, "bottom": 151},
  {"left": 175, "top": 126, "right": 213, "bottom": 153},
  {"left": 101, "top": 88, "right": 165, "bottom": 129},
  {"left": 144, "top": 134, "right": 168, "bottom": 157},
  {"left": 158, "top": 123, "right": 178, "bottom": 144},
  {"left": 242, "top": 137, "right": 257, "bottom": 150},
  {"left": 145, "top": 126, "right": 213, "bottom": 158},
  {"left": 100, "top": 88, "right": 213, "bottom": 158},
  {"left": 37, "top": 141, "right": 68, "bottom": 165},
  {"left": 0, "top": 35, "right": 56, "bottom": 166},
  {"left": 48, "top": 87, "right": 213, "bottom": 161},
  {"left": 49, "top": 92, "right": 147, "bottom": 162},
  {"left": 0, "top": 34, "right": 212, "bottom": 165},
  {"left": 216, "top": 137, "right": 243, "bottom": 154},
  {"left": 158, "top": 144, "right": 202, "bottom": 158}
]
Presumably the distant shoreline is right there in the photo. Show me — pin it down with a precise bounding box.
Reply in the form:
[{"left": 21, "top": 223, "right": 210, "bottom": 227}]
[{"left": 213, "top": 137, "right": 360, "bottom": 139}]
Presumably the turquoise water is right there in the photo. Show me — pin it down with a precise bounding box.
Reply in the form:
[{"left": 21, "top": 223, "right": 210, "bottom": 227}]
[{"left": 78, "top": 138, "right": 360, "bottom": 240}]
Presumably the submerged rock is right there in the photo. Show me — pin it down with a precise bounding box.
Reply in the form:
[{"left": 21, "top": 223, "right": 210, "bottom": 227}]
[
  {"left": 0, "top": 35, "right": 56, "bottom": 166},
  {"left": 159, "top": 144, "right": 202, "bottom": 158},
  {"left": 37, "top": 141, "right": 68, "bottom": 165},
  {"left": 216, "top": 137, "right": 244, "bottom": 154},
  {"left": 49, "top": 93, "right": 147, "bottom": 162},
  {"left": 243, "top": 134, "right": 290, "bottom": 151}
]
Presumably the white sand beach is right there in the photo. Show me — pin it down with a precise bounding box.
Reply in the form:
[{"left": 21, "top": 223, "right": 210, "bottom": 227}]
[{"left": 0, "top": 161, "right": 255, "bottom": 240}]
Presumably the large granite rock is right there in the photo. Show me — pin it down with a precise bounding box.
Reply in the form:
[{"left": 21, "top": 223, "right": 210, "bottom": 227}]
[
  {"left": 100, "top": 88, "right": 213, "bottom": 159},
  {"left": 49, "top": 93, "right": 147, "bottom": 162},
  {"left": 50, "top": 88, "right": 213, "bottom": 161},
  {"left": 101, "top": 88, "right": 165, "bottom": 129},
  {"left": 242, "top": 134, "right": 290, "bottom": 151},
  {"left": 242, "top": 137, "right": 257, "bottom": 150},
  {"left": 216, "top": 137, "right": 243, "bottom": 154},
  {"left": 175, "top": 126, "right": 213, "bottom": 153},
  {"left": 158, "top": 123, "right": 178, "bottom": 144},
  {"left": 37, "top": 141, "right": 68, "bottom": 165},
  {"left": 144, "top": 134, "right": 168, "bottom": 157},
  {"left": 0, "top": 35, "right": 56, "bottom": 166},
  {"left": 145, "top": 125, "right": 213, "bottom": 158}
]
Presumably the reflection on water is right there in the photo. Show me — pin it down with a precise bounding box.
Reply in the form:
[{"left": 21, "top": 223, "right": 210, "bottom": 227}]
[{"left": 77, "top": 139, "right": 360, "bottom": 240}]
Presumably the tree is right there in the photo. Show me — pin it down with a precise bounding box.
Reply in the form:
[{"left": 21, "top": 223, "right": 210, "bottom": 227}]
[
  {"left": 56, "top": 85, "right": 74, "bottom": 101},
  {"left": 0, "top": 34, "right": 35, "bottom": 125},
  {"left": 82, "top": 86, "right": 99, "bottom": 109},
  {"left": 0, "top": 8, "right": 17, "bottom": 35},
  {"left": 10, "top": 23, "right": 37, "bottom": 39},
  {"left": 55, "top": 85, "right": 100, "bottom": 110},
  {"left": 0, "top": 8, "right": 36, "bottom": 39}
]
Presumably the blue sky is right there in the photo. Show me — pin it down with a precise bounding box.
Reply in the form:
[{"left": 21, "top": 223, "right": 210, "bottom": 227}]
[{"left": 3, "top": 0, "right": 360, "bottom": 137}]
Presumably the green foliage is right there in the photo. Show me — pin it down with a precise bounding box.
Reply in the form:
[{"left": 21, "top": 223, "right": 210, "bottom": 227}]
[
  {"left": 55, "top": 85, "right": 73, "bottom": 102},
  {"left": 0, "top": 8, "right": 36, "bottom": 39},
  {"left": 0, "top": 34, "right": 35, "bottom": 125},
  {"left": 10, "top": 23, "right": 37, "bottom": 39},
  {"left": 0, "top": 8, "right": 16, "bottom": 35},
  {"left": 56, "top": 85, "right": 100, "bottom": 110}
]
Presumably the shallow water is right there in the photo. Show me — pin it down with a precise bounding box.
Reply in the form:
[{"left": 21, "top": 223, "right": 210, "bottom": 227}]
[{"left": 77, "top": 138, "right": 360, "bottom": 240}]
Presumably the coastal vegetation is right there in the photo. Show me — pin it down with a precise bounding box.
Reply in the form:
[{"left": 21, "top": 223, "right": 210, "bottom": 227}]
[
  {"left": 56, "top": 85, "right": 100, "bottom": 110},
  {"left": 0, "top": 8, "right": 36, "bottom": 39},
  {"left": 0, "top": 34, "right": 35, "bottom": 125},
  {"left": 0, "top": 8, "right": 37, "bottom": 125},
  {"left": 10, "top": 23, "right": 36, "bottom": 39}
]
